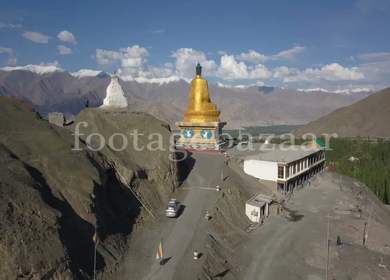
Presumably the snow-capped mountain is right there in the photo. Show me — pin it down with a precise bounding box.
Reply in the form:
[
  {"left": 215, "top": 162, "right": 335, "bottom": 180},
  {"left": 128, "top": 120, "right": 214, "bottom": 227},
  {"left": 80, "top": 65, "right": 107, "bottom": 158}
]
[
  {"left": 71, "top": 69, "right": 106, "bottom": 79},
  {"left": 298, "top": 87, "right": 375, "bottom": 95},
  {"left": 1, "top": 64, "right": 65, "bottom": 75}
]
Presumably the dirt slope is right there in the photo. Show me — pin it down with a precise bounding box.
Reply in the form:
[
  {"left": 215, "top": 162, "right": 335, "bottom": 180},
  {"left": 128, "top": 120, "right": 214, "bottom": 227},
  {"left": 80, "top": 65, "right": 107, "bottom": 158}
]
[
  {"left": 292, "top": 87, "right": 390, "bottom": 138},
  {"left": 0, "top": 97, "right": 179, "bottom": 279}
]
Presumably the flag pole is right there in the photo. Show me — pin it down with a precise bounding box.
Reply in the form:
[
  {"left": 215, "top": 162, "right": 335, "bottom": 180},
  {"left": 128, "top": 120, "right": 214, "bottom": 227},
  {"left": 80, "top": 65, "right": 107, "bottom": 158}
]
[
  {"left": 94, "top": 224, "right": 97, "bottom": 280},
  {"left": 161, "top": 237, "right": 164, "bottom": 280}
]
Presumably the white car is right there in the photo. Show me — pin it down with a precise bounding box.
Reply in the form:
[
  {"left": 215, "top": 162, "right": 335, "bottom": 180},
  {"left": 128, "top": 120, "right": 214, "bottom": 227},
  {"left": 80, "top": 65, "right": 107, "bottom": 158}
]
[{"left": 165, "top": 199, "right": 181, "bottom": 218}]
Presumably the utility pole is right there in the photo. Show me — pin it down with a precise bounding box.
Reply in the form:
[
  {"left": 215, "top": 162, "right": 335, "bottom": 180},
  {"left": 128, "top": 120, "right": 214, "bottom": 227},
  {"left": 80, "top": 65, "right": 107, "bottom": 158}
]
[
  {"left": 363, "top": 222, "right": 367, "bottom": 245},
  {"left": 239, "top": 120, "right": 242, "bottom": 140},
  {"left": 325, "top": 212, "right": 331, "bottom": 280},
  {"left": 365, "top": 203, "right": 374, "bottom": 245},
  {"left": 93, "top": 224, "right": 98, "bottom": 280}
]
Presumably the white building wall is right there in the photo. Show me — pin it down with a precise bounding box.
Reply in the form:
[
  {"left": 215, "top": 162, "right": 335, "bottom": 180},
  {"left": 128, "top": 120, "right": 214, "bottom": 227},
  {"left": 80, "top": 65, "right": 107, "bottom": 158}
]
[
  {"left": 243, "top": 160, "right": 278, "bottom": 182},
  {"left": 246, "top": 204, "right": 261, "bottom": 223},
  {"left": 245, "top": 203, "right": 269, "bottom": 223}
]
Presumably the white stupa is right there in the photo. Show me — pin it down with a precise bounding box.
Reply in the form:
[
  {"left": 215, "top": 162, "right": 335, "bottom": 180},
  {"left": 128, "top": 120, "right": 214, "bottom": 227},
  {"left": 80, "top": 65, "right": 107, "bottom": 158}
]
[{"left": 102, "top": 72, "right": 128, "bottom": 108}]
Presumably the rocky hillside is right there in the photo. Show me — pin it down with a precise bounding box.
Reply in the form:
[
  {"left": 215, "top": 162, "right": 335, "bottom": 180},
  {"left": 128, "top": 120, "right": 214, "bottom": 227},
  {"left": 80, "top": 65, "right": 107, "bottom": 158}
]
[
  {"left": 0, "top": 67, "right": 371, "bottom": 128},
  {"left": 0, "top": 96, "right": 179, "bottom": 279},
  {"left": 292, "top": 87, "right": 390, "bottom": 138}
]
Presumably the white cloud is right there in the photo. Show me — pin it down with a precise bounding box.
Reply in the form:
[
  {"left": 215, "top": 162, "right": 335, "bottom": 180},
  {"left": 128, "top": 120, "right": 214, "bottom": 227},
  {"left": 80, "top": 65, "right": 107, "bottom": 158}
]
[
  {"left": 249, "top": 64, "right": 273, "bottom": 79},
  {"left": 0, "top": 23, "right": 22, "bottom": 28},
  {"left": 0, "top": 46, "right": 17, "bottom": 66},
  {"left": 273, "top": 63, "right": 365, "bottom": 83},
  {"left": 121, "top": 57, "right": 143, "bottom": 68},
  {"left": 289, "top": 59, "right": 390, "bottom": 92},
  {"left": 164, "top": 62, "right": 173, "bottom": 68},
  {"left": 57, "top": 30, "right": 77, "bottom": 45},
  {"left": 40, "top": 60, "right": 61, "bottom": 67},
  {"left": 355, "top": 60, "right": 390, "bottom": 87},
  {"left": 95, "top": 45, "right": 150, "bottom": 68},
  {"left": 89, "top": 46, "right": 390, "bottom": 91},
  {"left": 217, "top": 55, "right": 272, "bottom": 81},
  {"left": 0, "top": 47, "right": 13, "bottom": 56},
  {"left": 236, "top": 49, "right": 270, "bottom": 63},
  {"left": 273, "top": 46, "right": 306, "bottom": 60},
  {"left": 347, "top": 55, "right": 355, "bottom": 62},
  {"left": 95, "top": 49, "right": 123, "bottom": 67},
  {"left": 119, "top": 46, "right": 149, "bottom": 58},
  {"left": 23, "top": 31, "right": 51, "bottom": 43},
  {"left": 217, "top": 55, "right": 249, "bottom": 80},
  {"left": 236, "top": 46, "right": 306, "bottom": 64},
  {"left": 171, "top": 48, "right": 218, "bottom": 78},
  {"left": 218, "top": 51, "right": 227, "bottom": 55},
  {"left": 358, "top": 52, "right": 390, "bottom": 61},
  {"left": 138, "top": 66, "right": 174, "bottom": 79},
  {"left": 57, "top": 45, "right": 72, "bottom": 55},
  {"left": 148, "top": 29, "right": 165, "bottom": 33},
  {"left": 9, "top": 24, "right": 22, "bottom": 28},
  {"left": 94, "top": 45, "right": 175, "bottom": 80}
]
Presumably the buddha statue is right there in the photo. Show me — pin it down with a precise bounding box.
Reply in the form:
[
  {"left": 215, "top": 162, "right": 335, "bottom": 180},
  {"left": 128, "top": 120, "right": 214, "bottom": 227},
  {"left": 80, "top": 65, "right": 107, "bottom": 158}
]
[{"left": 184, "top": 63, "right": 221, "bottom": 123}]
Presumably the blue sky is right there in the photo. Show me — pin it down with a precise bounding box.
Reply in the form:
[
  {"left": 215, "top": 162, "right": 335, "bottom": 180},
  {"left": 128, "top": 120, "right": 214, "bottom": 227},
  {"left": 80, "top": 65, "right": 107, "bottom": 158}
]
[{"left": 0, "top": 0, "right": 389, "bottom": 91}]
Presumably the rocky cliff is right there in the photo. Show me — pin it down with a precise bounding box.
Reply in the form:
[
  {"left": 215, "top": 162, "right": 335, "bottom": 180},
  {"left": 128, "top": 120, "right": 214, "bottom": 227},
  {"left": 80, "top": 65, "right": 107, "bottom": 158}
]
[{"left": 0, "top": 96, "right": 179, "bottom": 279}]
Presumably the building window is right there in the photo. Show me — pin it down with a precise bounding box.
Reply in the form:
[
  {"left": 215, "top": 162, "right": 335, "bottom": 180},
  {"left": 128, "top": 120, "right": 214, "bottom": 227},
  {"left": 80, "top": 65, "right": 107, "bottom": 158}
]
[
  {"left": 297, "top": 162, "right": 300, "bottom": 172},
  {"left": 285, "top": 166, "right": 289, "bottom": 178},
  {"left": 278, "top": 166, "right": 284, "bottom": 179},
  {"left": 293, "top": 164, "right": 296, "bottom": 174}
]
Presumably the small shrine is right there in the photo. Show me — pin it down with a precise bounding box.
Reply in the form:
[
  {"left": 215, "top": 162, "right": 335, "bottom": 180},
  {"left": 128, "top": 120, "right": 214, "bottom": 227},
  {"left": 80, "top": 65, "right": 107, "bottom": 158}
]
[{"left": 101, "top": 71, "right": 128, "bottom": 108}]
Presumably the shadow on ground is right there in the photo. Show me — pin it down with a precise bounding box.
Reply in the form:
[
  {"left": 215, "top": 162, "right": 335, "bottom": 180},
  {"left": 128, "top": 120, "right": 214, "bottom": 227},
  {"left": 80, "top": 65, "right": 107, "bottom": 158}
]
[
  {"left": 214, "top": 269, "right": 230, "bottom": 278},
  {"left": 282, "top": 207, "right": 305, "bottom": 222},
  {"left": 177, "top": 205, "right": 186, "bottom": 218},
  {"left": 176, "top": 151, "right": 195, "bottom": 185}
]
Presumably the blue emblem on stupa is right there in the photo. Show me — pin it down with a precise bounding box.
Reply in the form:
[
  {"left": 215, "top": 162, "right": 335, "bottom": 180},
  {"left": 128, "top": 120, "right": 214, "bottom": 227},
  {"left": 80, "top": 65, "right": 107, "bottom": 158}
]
[
  {"left": 183, "top": 129, "right": 195, "bottom": 138},
  {"left": 200, "top": 129, "right": 212, "bottom": 139}
]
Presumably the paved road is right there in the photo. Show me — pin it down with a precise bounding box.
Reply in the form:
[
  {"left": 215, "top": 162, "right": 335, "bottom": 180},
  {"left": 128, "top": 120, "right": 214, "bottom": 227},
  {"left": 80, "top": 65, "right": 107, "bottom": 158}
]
[{"left": 142, "top": 152, "right": 223, "bottom": 280}]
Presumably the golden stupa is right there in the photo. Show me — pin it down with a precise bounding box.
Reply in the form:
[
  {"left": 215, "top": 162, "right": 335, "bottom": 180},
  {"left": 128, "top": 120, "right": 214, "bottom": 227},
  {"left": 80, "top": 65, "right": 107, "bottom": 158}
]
[
  {"left": 184, "top": 63, "right": 221, "bottom": 123},
  {"left": 175, "top": 63, "right": 227, "bottom": 153}
]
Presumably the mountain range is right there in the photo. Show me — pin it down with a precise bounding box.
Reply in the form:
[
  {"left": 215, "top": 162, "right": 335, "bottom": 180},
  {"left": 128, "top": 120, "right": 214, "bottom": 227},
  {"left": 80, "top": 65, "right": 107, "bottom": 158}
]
[
  {"left": 0, "top": 65, "right": 375, "bottom": 128},
  {"left": 292, "top": 87, "right": 390, "bottom": 138}
]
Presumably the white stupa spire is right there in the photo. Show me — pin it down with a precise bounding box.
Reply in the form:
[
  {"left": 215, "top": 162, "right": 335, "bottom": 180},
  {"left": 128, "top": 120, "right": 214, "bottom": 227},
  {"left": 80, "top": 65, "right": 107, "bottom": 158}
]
[{"left": 101, "top": 71, "right": 128, "bottom": 108}]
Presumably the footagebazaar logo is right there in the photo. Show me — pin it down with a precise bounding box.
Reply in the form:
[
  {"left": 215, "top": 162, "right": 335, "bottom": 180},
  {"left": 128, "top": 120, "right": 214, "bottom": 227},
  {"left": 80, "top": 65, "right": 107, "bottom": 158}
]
[{"left": 72, "top": 121, "right": 337, "bottom": 162}]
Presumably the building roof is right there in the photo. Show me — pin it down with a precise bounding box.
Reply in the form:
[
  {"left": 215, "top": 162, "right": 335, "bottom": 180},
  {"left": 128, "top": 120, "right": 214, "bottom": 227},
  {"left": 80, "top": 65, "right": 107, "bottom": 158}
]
[
  {"left": 243, "top": 144, "right": 323, "bottom": 164},
  {"left": 247, "top": 193, "right": 273, "bottom": 208},
  {"left": 306, "top": 139, "right": 325, "bottom": 147}
]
